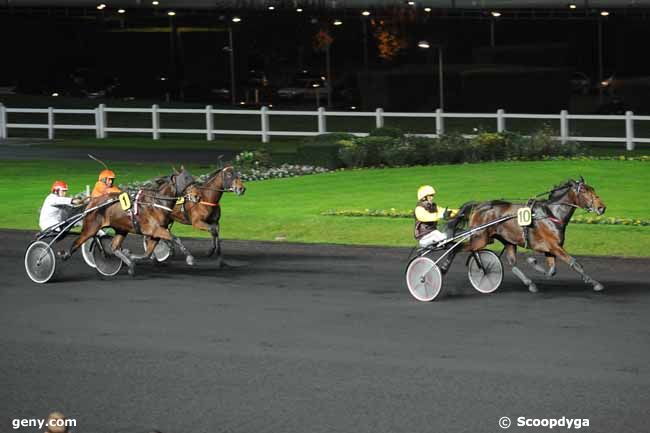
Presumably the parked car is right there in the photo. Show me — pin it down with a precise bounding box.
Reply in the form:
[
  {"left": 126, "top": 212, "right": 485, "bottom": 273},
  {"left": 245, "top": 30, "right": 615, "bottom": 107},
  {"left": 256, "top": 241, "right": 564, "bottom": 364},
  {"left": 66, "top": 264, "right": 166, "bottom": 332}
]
[{"left": 277, "top": 74, "right": 329, "bottom": 100}]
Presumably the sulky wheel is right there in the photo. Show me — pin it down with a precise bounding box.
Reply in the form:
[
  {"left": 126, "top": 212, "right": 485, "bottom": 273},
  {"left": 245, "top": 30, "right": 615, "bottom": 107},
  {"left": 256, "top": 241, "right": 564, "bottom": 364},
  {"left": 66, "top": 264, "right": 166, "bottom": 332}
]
[
  {"left": 142, "top": 237, "right": 173, "bottom": 263},
  {"left": 91, "top": 236, "right": 123, "bottom": 277},
  {"left": 81, "top": 238, "right": 96, "bottom": 268},
  {"left": 467, "top": 250, "right": 504, "bottom": 294},
  {"left": 25, "top": 241, "right": 57, "bottom": 284},
  {"left": 406, "top": 256, "right": 443, "bottom": 302}
]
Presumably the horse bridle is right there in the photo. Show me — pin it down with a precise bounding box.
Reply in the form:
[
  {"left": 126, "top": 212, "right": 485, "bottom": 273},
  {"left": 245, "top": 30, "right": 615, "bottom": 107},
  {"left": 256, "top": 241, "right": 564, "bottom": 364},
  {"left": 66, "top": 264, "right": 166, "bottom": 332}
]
[
  {"left": 547, "top": 180, "right": 597, "bottom": 213},
  {"left": 191, "top": 168, "right": 240, "bottom": 194}
]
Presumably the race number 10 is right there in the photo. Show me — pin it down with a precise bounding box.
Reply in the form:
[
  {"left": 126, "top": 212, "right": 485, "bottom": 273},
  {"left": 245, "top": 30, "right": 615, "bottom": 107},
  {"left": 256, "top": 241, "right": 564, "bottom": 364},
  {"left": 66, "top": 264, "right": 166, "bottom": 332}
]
[{"left": 517, "top": 207, "right": 532, "bottom": 226}]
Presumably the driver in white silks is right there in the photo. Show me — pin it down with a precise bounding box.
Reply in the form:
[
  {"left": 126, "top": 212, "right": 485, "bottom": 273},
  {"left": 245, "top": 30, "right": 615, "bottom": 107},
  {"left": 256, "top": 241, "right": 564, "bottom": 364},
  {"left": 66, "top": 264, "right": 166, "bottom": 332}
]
[
  {"left": 413, "top": 185, "right": 458, "bottom": 248},
  {"left": 39, "top": 180, "right": 85, "bottom": 231}
]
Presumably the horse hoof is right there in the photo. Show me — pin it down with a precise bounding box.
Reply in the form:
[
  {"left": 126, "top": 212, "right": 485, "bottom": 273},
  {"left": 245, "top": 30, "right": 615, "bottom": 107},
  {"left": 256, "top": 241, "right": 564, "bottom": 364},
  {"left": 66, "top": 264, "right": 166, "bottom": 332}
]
[
  {"left": 186, "top": 255, "right": 195, "bottom": 266},
  {"left": 127, "top": 263, "right": 136, "bottom": 277},
  {"left": 528, "top": 283, "right": 538, "bottom": 293},
  {"left": 593, "top": 283, "right": 605, "bottom": 292}
]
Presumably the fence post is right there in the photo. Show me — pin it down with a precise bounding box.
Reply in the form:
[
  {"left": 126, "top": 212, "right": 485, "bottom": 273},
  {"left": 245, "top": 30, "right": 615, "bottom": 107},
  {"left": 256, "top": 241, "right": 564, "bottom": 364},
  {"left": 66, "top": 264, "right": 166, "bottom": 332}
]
[
  {"left": 375, "top": 108, "right": 384, "bottom": 128},
  {"left": 0, "top": 103, "right": 6, "bottom": 139},
  {"left": 94, "top": 107, "right": 101, "bottom": 139},
  {"left": 317, "top": 107, "right": 327, "bottom": 134},
  {"left": 560, "top": 110, "right": 569, "bottom": 144},
  {"left": 435, "top": 108, "right": 444, "bottom": 136},
  {"left": 625, "top": 111, "right": 635, "bottom": 151},
  {"left": 205, "top": 105, "right": 214, "bottom": 141},
  {"left": 152, "top": 104, "right": 160, "bottom": 140},
  {"left": 48, "top": 107, "right": 55, "bottom": 140},
  {"left": 98, "top": 104, "right": 107, "bottom": 139},
  {"left": 261, "top": 106, "right": 270, "bottom": 143},
  {"left": 497, "top": 109, "right": 505, "bottom": 133}
]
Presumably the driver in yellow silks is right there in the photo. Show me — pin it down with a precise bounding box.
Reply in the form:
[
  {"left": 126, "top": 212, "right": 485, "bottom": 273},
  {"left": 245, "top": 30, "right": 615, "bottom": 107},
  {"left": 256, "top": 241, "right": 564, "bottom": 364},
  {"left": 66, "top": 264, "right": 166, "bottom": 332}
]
[{"left": 413, "top": 185, "right": 458, "bottom": 247}]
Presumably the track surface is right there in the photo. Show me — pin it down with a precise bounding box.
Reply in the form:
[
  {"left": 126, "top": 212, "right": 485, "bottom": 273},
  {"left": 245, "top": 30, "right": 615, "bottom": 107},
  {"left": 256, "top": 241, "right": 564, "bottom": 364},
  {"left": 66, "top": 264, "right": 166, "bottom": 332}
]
[{"left": 1, "top": 229, "right": 649, "bottom": 433}]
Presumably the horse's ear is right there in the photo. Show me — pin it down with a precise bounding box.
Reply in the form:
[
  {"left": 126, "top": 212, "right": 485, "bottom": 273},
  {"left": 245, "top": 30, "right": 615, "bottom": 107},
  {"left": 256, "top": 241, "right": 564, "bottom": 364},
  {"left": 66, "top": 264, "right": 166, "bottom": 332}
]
[
  {"left": 171, "top": 165, "right": 178, "bottom": 175},
  {"left": 217, "top": 155, "right": 224, "bottom": 169},
  {"left": 180, "top": 164, "right": 185, "bottom": 171},
  {"left": 579, "top": 175, "right": 585, "bottom": 183}
]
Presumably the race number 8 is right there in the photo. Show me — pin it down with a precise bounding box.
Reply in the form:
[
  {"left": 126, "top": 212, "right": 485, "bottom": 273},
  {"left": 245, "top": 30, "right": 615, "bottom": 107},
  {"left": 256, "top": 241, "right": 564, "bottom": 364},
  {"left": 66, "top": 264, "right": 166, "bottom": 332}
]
[{"left": 517, "top": 207, "right": 532, "bottom": 226}]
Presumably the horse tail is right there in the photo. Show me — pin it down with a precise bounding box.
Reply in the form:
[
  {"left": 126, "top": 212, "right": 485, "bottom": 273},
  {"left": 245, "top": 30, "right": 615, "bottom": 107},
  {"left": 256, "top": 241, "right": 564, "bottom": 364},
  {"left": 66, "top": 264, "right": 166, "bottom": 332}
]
[{"left": 446, "top": 201, "right": 478, "bottom": 234}]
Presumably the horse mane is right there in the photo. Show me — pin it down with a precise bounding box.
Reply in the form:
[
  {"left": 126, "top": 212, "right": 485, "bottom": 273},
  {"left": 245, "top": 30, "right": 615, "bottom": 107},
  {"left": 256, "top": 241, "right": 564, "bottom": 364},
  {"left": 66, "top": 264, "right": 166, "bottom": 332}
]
[{"left": 548, "top": 179, "right": 575, "bottom": 200}]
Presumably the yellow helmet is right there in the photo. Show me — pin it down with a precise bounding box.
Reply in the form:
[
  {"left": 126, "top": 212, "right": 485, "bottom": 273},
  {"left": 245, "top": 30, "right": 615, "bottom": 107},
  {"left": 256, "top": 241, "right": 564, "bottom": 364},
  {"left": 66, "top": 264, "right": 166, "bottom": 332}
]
[{"left": 417, "top": 185, "right": 436, "bottom": 200}]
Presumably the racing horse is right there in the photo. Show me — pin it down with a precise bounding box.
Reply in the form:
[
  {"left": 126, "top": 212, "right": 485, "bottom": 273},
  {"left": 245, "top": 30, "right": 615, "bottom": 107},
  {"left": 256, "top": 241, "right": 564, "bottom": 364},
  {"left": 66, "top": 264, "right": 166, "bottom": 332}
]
[
  {"left": 170, "top": 165, "right": 246, "bottom": 267},
  {"left": 59, "top": 167, "right": 196, "bottom": 274},
  {"left": 447, "top": 177, "right": 606, "bottom": 293}
]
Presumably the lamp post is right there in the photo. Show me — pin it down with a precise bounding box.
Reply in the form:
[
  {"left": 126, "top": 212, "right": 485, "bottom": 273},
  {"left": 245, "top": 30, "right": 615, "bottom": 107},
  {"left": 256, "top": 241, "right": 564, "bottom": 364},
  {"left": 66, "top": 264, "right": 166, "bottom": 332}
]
[
  {"left": 228, "top": 25, "right": 237, "bottom": 105},
  {"left": 418, "top": 41, "right": 444, "bottom": 111}
]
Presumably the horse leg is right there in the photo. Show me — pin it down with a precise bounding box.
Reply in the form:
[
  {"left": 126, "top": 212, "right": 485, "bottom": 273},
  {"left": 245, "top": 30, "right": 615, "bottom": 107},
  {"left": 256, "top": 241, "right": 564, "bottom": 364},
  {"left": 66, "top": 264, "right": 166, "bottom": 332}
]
[
  {"left": 108, "top": 231, "right": 136, "bottom": 275},
  {"left": 526, "top": 253, "right": 556, "bottom": 277},
  {"left": 551, "top": 246, "right": 604, "bottom": 292},
  {"left": 504, "top": 244, "right": 538, "bottom": 293},
  {"left": 59, "top": 219, "right": 101, "bottom": 260},
  {"left": 152, "top": 227, "right": 195, "bottom": 266}
]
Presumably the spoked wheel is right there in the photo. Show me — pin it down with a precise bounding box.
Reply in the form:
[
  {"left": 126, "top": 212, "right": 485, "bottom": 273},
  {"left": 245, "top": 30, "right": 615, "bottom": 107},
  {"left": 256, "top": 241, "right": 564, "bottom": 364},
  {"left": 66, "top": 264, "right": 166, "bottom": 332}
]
[
  {"left": 25, "top": 241, "right": 57, "bottom": 284},
  {"left": 81, "top": 238, "right": 96, "bottom": 268},
  {"left": 406, "top": 256, "right": 443, "bottom": 302},
  {"left": 467, "top": 250, "right": 504, "bottom": 294},
  {"left": 91, "top": 236, "right": 123, "bottom": 277},
  {"left": 142, "top": 237, "right": 173, "bottom": 263}
]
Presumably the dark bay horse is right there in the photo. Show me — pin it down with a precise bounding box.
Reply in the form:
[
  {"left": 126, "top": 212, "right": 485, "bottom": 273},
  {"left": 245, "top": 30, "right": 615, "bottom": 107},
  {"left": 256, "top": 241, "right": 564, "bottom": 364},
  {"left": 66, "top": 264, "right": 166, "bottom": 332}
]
[
  {"left": 447, "top": 177, "right": 606, "bottom": 293},
  {"left": 170, "top": 166, "right": 246, "bottom": 267},
  {"left": 60, "top": 167, "right": 196, "bottom": 274}
]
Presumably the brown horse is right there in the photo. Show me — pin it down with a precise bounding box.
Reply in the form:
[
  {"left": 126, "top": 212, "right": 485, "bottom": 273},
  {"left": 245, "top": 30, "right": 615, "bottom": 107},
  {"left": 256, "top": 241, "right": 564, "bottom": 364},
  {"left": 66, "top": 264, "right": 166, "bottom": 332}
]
[
  {"left": 169, "top": 165, "right": 246, "bottom": 267},
  {"left": 59, "top": 167, "right": 196, "bottom": 274},
  {"left": 447, "top": 177, "right": 606, "bottom": 293}
]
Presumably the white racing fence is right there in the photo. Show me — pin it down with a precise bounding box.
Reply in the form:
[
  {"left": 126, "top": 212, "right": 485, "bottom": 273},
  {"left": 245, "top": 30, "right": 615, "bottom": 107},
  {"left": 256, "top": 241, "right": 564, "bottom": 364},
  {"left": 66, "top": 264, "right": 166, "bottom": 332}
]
[{"left": 0, "top": 103, "right": 648, "bottom": 150}]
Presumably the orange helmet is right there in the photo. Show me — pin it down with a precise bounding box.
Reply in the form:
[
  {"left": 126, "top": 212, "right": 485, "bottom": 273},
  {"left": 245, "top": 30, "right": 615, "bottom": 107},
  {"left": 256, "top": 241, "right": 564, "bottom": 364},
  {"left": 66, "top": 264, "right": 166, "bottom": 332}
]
[
  {"left": 51, "top": 180, "right": 68, "bottom": 193},
  {"left": 98, "top": 169, "right": 116, "bottom": 182}
]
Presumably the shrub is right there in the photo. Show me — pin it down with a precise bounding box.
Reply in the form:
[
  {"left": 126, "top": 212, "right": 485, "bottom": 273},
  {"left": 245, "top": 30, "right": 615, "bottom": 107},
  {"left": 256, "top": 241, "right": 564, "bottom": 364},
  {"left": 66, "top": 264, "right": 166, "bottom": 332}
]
[
  {"left": 368, "top": 127, "right": 404, "bottom": 138},
  {"left": 337, "top": 139, "right": 368, "bottom": 168}
]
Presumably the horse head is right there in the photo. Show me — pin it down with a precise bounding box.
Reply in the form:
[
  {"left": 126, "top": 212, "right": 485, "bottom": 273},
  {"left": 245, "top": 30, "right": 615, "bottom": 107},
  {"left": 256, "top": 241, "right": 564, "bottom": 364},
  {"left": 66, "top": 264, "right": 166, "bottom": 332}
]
[
  {"left": 171, "top": 165, "right": 194, "bottom": 195},
  {"left": 220, "top": 166, "right": 246, "bottom": 196},
  {"left": 572, "top": 177, "right": 606, "bottom": 215},
  {"left": 550, "top": 178, "right": 606, "bottom": 215}
]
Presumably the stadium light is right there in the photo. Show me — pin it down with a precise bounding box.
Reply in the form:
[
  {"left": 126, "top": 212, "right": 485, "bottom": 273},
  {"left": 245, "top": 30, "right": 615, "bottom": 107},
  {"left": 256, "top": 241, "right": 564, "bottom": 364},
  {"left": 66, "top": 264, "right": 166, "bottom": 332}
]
[
  {"left": 118, "top": 9, "right": 125, "bottom": 14},
  {"left": 167, "top": 11, "right": 176, "bottom": 16},
  {"left": 491, "top": 11, "right": 501, "bottom": 17},
  {"left": 600, "top": 10, "right": 610, "bottom": 16},
  {"left": 296, "top": 8, "right": 303, "bottom": 12},
  {"left": 569, "top": 4, "right": 577, "bottom": 9},
  {"left": 152, "top": 1, "right": 159, "bottom": 5},
  {"left": 333, "top": 19, "right": 342, "bottom": 26},
  {"left": 96, "top": 3, "right": 106, "bottom": 10},
  {"left": 408, "top": 1, "right": 415, "bottom": 5},
  {"left": 424, "top": 7, "right": 432, "bottom": 12},
  {"left": 268, "top": 5, "right": 275, "bottom": 10},
  {"left": 232, "top": 16, "right": 241, "bottom": 23},
  {"left": 418, "top": 41, "right": 444, "bottom": 110},
  {"left": 362, "top": 10, "right": 370, "bottom": 16}
]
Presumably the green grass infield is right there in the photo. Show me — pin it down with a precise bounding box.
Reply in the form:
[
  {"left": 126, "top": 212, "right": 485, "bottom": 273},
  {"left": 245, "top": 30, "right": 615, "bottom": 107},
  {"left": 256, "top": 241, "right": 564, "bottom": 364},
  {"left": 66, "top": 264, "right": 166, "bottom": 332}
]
[{"left": 1, "top": 159, "right": 648, "bottom": 257}]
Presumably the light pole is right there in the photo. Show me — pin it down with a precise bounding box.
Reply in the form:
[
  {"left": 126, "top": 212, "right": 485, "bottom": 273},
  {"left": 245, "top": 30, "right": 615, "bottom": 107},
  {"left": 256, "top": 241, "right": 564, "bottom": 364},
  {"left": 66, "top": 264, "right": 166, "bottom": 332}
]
[
  {"left": 418, "top": 41, "right": 444, "bottom": 111},
  {"left": 228, "top": 25, "right": 237, "bottom": 105}
]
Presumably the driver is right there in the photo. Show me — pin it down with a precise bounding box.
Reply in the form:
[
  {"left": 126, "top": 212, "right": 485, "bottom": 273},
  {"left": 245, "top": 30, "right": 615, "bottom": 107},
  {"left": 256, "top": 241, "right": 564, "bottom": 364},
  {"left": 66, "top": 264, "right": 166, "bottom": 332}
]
[
  {"left": 414, "top": 185, "right": 458, "bottom": 247},
  {"left": 39, "top": 180, "right": 85, "bottom": 230},
  {"left": 92, "top": 169, "right": 121, "bottom": 197}
]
